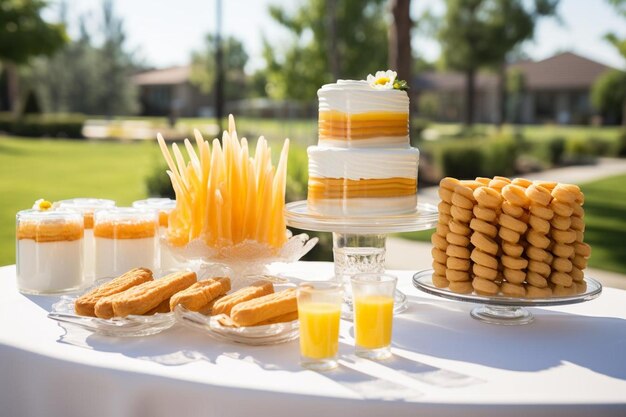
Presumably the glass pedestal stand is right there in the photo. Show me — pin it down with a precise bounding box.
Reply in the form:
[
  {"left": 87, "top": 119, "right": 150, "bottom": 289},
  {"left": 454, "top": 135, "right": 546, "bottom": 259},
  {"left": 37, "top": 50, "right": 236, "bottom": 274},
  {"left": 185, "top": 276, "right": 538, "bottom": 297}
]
[{"left": 284, "top": 201, "right": 438, "bottom": 317}]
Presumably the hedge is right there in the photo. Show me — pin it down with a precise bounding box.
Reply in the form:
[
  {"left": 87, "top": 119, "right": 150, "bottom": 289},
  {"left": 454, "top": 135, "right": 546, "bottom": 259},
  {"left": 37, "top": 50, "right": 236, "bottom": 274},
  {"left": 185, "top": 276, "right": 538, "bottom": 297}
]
[{"left": 0, "top": 113, "right": 86, "bottom": 138}]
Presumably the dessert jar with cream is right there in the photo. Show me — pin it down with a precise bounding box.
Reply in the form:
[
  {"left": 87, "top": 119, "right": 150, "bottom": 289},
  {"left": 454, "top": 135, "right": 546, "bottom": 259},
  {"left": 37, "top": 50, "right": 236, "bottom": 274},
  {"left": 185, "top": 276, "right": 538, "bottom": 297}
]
[
  {"left": 16, "top": 210, "right": 85, "bottom": 294},
  {"left": 58, "top": 198, "right": 116, "bottom": 284},
  {"left": 132, "top": 198, "right": 179, "bottom": 272},
  {"left": 94, "top": 208, "right": 159, "bottom": 279}
]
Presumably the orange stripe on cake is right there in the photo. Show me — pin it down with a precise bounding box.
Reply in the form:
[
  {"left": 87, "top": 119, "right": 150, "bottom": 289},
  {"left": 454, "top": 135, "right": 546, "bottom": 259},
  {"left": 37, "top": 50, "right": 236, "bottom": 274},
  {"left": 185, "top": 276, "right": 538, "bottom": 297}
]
[
  {"left": 318, "top": 111, "right": 408, "bottom": 140},
  {"left": 308, "top": 177, "right": 417, "bottom": 199}
]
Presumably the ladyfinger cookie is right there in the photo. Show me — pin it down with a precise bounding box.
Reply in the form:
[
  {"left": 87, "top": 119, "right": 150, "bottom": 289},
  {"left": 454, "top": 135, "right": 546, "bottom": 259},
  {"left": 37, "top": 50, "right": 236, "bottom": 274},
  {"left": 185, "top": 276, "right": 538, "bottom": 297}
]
[
  {"left": 110, "top": 271, "right": 197, "bottom": 317},
  {"left": 145, "top": 297, "right": 172, "bottom": 315},
  {"left": 255, "top": 311, "right": 298, "bottom": 326},
  {"left": 76, "top": 268, "right": 153, "bottom": 317},
  {"left": 169, "top": 277, "right": 231, "bottom": 312},
  {"left": 230, "top": 288, "right": 297, "bottom": 326},
  {"left": 211, "top": 280, "right": 274, "bottom": 316}
]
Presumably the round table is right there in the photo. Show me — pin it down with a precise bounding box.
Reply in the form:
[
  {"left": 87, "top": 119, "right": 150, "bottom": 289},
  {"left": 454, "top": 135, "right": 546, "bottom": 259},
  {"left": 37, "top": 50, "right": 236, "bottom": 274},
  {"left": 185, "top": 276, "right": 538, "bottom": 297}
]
[{"left": 1, "top": 262, "right": 625, "bottom": 417}]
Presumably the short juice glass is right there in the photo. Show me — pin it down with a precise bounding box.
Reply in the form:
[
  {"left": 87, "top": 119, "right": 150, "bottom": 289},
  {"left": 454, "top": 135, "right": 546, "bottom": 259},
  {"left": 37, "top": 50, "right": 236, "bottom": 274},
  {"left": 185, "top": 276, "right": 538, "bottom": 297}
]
[
  {"left": 351, "top": 273, "right": 397, "bottom": 360},
  {"left": 297, "top": 282, "right": 343, "bottom": 371}
]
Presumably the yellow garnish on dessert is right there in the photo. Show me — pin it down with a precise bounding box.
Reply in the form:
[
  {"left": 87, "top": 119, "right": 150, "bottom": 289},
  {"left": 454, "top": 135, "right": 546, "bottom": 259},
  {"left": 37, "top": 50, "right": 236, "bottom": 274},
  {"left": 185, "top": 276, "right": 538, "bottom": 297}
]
[
  {"left": 32, "top": 199, "right": 53, "bottom": 211},
  {"left": 157, "top": 114, "right": 290, "bottom": 252}
]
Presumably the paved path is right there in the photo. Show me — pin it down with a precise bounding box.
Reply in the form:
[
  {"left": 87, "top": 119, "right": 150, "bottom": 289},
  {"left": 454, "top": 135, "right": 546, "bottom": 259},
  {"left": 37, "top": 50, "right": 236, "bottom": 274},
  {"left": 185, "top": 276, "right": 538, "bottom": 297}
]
[
  {"left": 388, "top": 158, "right": 626, "bottom": 289},
  {"left": 418, "top": 157, "right": 626, "bottom": 204}
]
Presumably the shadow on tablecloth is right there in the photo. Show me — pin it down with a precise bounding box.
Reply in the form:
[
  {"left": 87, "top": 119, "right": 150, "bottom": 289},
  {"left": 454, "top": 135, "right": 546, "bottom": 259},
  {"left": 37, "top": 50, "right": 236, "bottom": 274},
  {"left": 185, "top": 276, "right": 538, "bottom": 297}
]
[{"left": 394, "top": 295, "right": 626, "bottom": 380}]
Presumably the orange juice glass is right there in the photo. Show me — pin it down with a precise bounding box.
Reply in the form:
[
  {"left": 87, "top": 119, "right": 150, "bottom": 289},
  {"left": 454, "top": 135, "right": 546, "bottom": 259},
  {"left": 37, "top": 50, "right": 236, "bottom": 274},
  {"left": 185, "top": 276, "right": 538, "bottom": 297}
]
[
  {"left": 351, "top": 273, "right": 397, "bottom": 360},
  {"left": 297, "top": 282, "right": 343, "bottom": 371}
]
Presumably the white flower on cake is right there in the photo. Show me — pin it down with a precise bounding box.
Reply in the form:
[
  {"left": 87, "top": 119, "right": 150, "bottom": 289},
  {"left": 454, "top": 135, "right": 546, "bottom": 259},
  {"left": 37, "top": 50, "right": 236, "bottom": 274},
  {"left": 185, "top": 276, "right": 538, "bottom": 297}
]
[
  {"left": 367, "top": 70, "right": 397, "bottom": 90},
  {"left": 32, "top": 199, "right": 52, "bottom": 211}
]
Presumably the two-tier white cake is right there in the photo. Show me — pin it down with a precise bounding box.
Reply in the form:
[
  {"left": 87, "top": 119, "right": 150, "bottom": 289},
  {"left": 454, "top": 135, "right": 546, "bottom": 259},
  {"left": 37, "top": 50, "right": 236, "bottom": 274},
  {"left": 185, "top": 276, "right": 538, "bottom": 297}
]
[{"left": 307, "top": 72, "right": 419, "bottom": 216}]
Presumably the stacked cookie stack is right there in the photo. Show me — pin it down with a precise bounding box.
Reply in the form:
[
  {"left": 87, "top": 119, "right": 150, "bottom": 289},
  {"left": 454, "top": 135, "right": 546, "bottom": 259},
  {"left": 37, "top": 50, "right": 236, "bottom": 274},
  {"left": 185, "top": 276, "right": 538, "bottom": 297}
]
[{"left": 430, "top": 176, "right": 591, "bottom": 297}]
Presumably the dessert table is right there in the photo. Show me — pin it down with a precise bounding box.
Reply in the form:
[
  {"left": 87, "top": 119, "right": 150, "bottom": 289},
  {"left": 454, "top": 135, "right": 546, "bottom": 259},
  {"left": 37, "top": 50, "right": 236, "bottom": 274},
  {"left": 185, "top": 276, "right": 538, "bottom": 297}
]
[{"left": 1, "top": 262, "right": 625, "bottom": 417}]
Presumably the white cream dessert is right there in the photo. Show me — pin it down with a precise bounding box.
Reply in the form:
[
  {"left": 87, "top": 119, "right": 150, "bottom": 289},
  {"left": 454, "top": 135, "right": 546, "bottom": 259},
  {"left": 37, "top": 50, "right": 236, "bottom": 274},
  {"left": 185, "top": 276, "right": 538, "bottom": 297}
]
[
  {"left": 308, "top": 71, "right": 419, "bottom": 216},
  {"left": 94, "top": 208, "right": 159, "bottom": 279},
  {"left": 132, "top": 198, "right": 179, "bottom": 272},
  {"left": 16, "top": 209, "right": 85, "bottom": 294},
  {"left": 58, "top": 198, "right": 116, "bottom": 284}
]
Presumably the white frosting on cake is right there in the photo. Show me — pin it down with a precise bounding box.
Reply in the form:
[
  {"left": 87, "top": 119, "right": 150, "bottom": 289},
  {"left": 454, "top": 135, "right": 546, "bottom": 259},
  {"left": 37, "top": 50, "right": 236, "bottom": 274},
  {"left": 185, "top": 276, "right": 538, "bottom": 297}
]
[
  {"left": 308, "top": 146, "right": 419, "bottom": 180},
  {"left": 318, "top": 80, "right": 409, "bottom": 114}
]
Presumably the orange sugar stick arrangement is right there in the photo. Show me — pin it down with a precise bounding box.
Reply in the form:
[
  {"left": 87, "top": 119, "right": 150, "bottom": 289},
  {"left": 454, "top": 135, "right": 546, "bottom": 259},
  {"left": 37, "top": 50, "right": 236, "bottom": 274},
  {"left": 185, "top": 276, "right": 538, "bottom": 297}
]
[{"left": 157, "top": 115, "right": 290, "bottom": 252}]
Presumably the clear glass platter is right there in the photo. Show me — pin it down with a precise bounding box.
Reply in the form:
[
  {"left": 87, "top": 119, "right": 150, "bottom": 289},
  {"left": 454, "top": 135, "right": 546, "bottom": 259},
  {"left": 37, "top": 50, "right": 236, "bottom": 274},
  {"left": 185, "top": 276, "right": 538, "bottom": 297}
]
[
  {"left": 412, "top": 269, "right": 602, "bottom": 325},
  {"left": 49, "top": 296, "right": 175, "bottom": 337},
  {"left": 47, "top": 279, "right": 176, "bottom": 337}
]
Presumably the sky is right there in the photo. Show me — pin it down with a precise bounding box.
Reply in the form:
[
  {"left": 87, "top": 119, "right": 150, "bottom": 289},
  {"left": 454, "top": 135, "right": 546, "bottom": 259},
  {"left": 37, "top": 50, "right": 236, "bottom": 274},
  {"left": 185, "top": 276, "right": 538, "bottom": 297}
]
[{"left": 51, "top": 0, "right": 626, "bottom": 72}]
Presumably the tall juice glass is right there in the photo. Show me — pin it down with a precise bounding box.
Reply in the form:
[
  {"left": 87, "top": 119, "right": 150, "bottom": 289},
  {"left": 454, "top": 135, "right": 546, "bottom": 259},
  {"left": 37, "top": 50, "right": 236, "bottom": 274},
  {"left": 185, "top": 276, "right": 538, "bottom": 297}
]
[
  {"left": 297, "top": 282, "right": 343, "bottom": 371},
  {"left": 351, "top": 273, "right": 397, "bottom": 360}
]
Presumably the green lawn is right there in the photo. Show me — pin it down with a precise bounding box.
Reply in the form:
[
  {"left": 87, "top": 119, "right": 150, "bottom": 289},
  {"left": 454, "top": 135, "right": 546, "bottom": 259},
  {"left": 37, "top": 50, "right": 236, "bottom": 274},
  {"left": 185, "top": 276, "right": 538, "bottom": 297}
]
[
  {"left": 0, "top": 136, "right": 160, "bottom": 266},
  {"left": 403, "top": 174, "right": 626, "bottom": 275}
]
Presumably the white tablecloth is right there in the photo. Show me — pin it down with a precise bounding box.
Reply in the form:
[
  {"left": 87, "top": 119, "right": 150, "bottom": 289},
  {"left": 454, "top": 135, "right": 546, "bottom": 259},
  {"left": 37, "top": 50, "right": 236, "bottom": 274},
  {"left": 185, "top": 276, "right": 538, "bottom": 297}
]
[{"left": 1, "top": 262, "right": 625, "bottom": 417}]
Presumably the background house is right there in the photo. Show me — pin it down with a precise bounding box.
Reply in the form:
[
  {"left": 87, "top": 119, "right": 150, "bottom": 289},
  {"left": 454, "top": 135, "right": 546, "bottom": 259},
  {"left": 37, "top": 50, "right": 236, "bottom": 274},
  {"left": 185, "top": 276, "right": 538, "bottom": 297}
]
[
  {"left": 132, "top": 66, "right": 213, "bottom": 117},
  {"left": 414, "top": 52, "right": 616, "bottom": 125}
]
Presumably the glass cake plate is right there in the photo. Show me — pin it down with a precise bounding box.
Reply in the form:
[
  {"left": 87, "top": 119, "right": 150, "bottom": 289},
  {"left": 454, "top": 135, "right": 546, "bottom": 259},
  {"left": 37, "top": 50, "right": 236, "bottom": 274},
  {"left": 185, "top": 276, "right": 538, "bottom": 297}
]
[
  {"left": 412, "top": 269, "right": 602, "bottom": 325},
  {"left": 49, "top": 295, "right": 176, "bottom": 337},
  {"left": 285, "top": 201, "right": 438, "bottom": 317},
  {"left": 285, "top": 201, "right": 438, "bottom": 234}
]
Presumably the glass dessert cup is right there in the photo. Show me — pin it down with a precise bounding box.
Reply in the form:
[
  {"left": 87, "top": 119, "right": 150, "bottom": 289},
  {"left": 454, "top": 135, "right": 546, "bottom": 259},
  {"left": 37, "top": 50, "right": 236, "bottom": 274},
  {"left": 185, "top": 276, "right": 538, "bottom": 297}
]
[
  {"left": 285, "top": 200, "right": 438, "bottom": 318},
  {"left": 351, "top": 273, "right": 397, "bottom": 360},
  {"left": 413, "top": 269, "right": 602, "bottom": 326},
  {"left": 57, "top": 198, "right": 116, "bottom": 285},
  {"left": 93, "top": 208, "right": 159, "bottom": 280},
  {"left": 297, "top": 281, "right": 343, "bottom": 371},
  {"left": 132, "top": 198, "right": 179, "bottom": 273},
  {"left": 16, "top": 209, "right": 85, "bottom": 295}
]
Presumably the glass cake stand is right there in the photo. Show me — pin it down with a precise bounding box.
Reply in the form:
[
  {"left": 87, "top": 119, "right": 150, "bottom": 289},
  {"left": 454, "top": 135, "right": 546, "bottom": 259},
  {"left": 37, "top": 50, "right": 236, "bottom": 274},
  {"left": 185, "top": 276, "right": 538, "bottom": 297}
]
[
  {"left": 412, "top": 269, "right": 602, "bottom": 325},
  {"left": 284, "top": 200, "right": 438, "bottom": 317}
]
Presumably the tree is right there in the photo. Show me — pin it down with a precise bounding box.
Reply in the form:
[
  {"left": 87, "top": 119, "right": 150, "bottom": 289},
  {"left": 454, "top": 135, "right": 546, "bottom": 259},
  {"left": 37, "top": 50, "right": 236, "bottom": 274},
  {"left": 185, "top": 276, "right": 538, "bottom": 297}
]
[
  {"left": 438, "top": 0, "right": 558, "bottom": 126},
  {"left": 262, "top": 0, "right": 388, "bottom": 101},
  {"left": 25, "top": 0, "right": 139, "bottom": 115},
  {"left": 0, "top": 0, "right": 67, "bottom": 112},
  {"left": 592, "top": 0, "right": 626, "bottom": 125},
  {"left": 389, "top": 0, "right": 412, "bottom": 91},
  {"left": 98, "top": 0, "right": 138, "bottom": 116},
  {"left": 190, "top": 35, "right": 248, "bottom": 101}
]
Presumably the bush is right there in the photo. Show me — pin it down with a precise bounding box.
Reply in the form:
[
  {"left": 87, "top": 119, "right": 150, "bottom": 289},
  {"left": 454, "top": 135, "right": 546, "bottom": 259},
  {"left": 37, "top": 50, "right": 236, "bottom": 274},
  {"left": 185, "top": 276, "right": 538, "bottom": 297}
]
[
  {"left": 619, "top": 130, "right": 626, "bottom": 157},
  {"left": 565, "top": 136, "right": 619, "bottom": 159},
  {"left": 422, "top": 134, "right": 518, "bottom": 180},
  {"left": 145, "top": 162, "right": 175, "bottom": 198},
  {"left": 0, "top": 113, "right": 85, "bottom": 138},
  {"left": 410, "top": 117, "right": 429, "bottom": 145}
]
